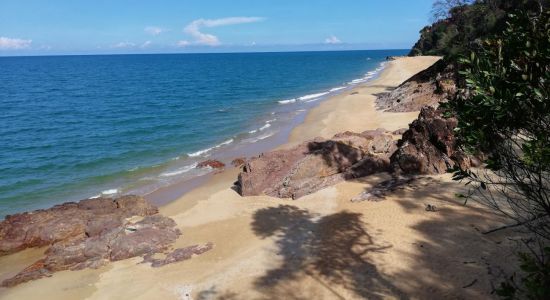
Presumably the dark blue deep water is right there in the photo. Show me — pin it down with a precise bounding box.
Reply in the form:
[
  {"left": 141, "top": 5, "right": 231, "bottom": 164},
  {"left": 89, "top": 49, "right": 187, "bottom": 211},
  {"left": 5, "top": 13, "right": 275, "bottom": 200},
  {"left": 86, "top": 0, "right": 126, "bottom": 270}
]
[{"left": 0, "top": 50, "right": 407, "bottom": 216}]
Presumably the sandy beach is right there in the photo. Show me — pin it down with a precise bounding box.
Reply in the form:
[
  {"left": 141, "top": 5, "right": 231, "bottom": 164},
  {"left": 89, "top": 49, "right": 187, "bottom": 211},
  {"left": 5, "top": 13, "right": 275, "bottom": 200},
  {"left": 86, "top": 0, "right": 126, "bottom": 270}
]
[{"left": 0, "top": 56, "right": 520, "bottom": 299}]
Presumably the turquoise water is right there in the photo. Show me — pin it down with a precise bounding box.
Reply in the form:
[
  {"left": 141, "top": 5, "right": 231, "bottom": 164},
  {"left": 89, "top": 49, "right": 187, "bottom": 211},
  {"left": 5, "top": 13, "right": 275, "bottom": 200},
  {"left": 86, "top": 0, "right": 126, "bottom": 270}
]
[{"left": 0, "top": 50, "right": 407, "bottom": 216}]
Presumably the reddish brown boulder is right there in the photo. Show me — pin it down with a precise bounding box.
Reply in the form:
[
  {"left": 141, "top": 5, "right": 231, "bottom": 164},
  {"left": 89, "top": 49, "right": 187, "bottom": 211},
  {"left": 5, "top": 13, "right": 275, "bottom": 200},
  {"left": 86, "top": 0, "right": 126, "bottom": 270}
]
[
  {"left": 197, "top": 159, "right": 225, "bottom": 169},
  {"left": 237, "top": 131, "right": 395, "bottom": 199},
  {"left": 390, "top": 106, "right": 477, "bottom": 175},
  {"left": 0, "top": 196, "right": 210, "bottom": 287},
  {"left": 0, "top": 195, "right": 157, "bottom": 256}
]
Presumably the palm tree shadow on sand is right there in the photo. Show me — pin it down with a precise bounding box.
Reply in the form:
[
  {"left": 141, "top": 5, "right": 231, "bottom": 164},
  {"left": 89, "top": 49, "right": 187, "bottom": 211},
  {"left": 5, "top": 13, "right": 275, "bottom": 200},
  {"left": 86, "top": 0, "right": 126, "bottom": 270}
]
[{"left": 249, "top": 205, "right": 408, "bottom": 300}]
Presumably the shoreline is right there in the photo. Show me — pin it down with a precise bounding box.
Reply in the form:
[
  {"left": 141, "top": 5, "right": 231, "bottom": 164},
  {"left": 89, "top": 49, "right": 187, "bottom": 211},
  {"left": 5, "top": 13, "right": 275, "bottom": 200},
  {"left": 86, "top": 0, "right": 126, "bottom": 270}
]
[
  {"left": 157, "top": 56, "right": 441, "bottom": 215},
  {"left": 143, "top": 59, "right": 391, "bottom": 207},
  {"left": 0, "top": 50, "right": 404, "bottom": 219},
  {"left": 145, "top": 56, "right": 438, "bottom": 207},
  {"left": 1, "top": 55, "right": 517, "bottom": 300}
]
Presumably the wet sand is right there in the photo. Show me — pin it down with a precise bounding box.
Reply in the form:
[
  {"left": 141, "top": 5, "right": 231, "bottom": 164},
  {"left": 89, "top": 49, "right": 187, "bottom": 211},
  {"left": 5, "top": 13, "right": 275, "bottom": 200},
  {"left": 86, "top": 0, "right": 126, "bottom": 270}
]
[{"left": 0, "top": 56, "right": 519, "bottom": 300}]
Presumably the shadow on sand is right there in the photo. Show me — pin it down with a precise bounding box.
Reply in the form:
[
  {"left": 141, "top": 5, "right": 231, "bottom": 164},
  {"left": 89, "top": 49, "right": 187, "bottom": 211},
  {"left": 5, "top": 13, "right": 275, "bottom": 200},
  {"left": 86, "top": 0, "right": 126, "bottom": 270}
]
[{"left": 248, "top": 205, "right": 407, "bottom": 299}]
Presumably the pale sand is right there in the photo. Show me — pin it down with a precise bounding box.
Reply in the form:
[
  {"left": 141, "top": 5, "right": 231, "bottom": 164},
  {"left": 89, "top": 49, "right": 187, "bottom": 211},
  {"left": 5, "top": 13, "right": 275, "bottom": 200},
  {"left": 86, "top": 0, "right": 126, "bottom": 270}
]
[{"left": 0, "top": 56, "right": 518, "bottom": 300}]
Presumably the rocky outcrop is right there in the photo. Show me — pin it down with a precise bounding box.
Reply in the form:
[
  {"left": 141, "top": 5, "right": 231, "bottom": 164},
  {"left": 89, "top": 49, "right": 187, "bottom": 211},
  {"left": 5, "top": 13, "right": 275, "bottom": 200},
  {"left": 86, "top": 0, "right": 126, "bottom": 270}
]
[
  {"left": 376, "top": 60, "right": 456, "bottom": 112},
  {"left": 390, "top": 107, "right": 478, "bottom": 175},
  {"left": 0, "top": 196, "right": 212, "bottom": 287},
  {"left": 143, "top": 242, "right": 214, "bottom": 267},
  {"left": 231, "top": 157, "right": 246, "bottom": 168},
  {"left": 237, "top": 130, "right": 396, "bottom": 199},
  {"left": 197, "top": 159, "right": 225, "bottom": 169},
  {"left": 0, "top": 195, "right": 157, "bottom": 256}
]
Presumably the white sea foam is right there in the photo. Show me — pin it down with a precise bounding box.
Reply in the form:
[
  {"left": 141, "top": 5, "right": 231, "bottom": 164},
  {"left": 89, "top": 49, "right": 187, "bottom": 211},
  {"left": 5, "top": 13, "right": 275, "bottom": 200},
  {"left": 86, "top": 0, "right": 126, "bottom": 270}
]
[
  {"left": 298, "top": 92, "right": 329, "bottom": 101},
  {"left": 346, "top": 62, "right": 387, "bottom": 86},
  {"left": 329, "top": 86, "right": 346, "bottom": 92},
  {"left": 259, "top": 123, "right": 271, "bottom": 131},
  {"left": 278, "top": 98, "right": 296, "bottom": 104},
  {"left": 187, "top": 139, "right": 234, "bottom": 157},
  {"left": 280, "top": 89, "right": 341, "bottom": 105},
  {"left": 244, "top": 132, "right": 275, "bottom": 143},
  {"left": 217, "top": 139, "right": 234, "bottom": 147},
  {"left": 256, "top": 132, "right": 275, "bottom": 140},
  {"left": 349, "top": 78, "right": 365, "bottom": 84},
  {"left": 187, "top": 147, "right": 213, "bottom": 157},
  {"left": 160, "top": 163, "right": 198, "bottom": 177},
  {"left": 101, "top": 189, "right": 119, "bottom": 196},
  {"left": 248, "top": 129, "right": 258, "bottom": 134}
]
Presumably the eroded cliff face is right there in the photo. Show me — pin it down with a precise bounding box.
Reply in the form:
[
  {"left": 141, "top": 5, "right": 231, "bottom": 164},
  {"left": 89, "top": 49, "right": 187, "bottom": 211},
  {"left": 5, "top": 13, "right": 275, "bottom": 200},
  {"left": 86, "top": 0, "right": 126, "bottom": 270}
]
[
  {"left": 376, "top": 59, "right": 456, "bottom": 113},
  {"left": 0, "top": 196, "right": 212, "bottom": 287}
]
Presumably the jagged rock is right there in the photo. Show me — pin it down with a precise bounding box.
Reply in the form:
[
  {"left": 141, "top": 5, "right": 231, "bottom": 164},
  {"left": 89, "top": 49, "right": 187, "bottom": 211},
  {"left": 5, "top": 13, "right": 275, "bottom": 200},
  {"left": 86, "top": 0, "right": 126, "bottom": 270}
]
[
  {"left": 390, "top": 107, "right": 477, "bottom": 175},
  {"left": 231, "top": 157, "right": 246, "bottom": 168},
  {"left": 332, "top": 129, "right": 396, "bottom": 157},
  {"left": 237, "top": 131, "right": 395, "bottom": 199},
  {"left": 197, "top": 160, "right": 225, "bottom": 169},
  {"left": 144, "top": 243, "right": 214, "bottom": 267},
  {"left": 1, "top": 260, "right": 52, "bottom": 288},
  {"left": 376, "top": 60, "right": 456, "bottom": 112},
  {"left": 392, "top": 128, "right": 408, "bottom": 135},
  {"left": 0, "top": 196, "right": 195, "bottom": 287},
  {"left": 0, "top": 195, "right": 157, "bottom": 256}
]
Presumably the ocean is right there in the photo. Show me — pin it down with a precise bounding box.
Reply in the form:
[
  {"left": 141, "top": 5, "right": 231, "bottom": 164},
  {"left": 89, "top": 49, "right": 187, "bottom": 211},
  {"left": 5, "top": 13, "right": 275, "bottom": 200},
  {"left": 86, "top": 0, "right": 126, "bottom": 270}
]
[{"left": 0, "top": 49, "right": 407, "bottom": 216}]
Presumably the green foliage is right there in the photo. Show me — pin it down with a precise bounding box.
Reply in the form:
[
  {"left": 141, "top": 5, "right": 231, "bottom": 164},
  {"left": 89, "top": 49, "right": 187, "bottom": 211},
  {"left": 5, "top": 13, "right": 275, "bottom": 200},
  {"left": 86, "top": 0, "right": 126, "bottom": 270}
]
[
  {"left": 449, "top": 9, "right": 549, "bottom": 175},
  {"left": 409, "top": 0, "right": 548, "bottom": 58},
  {"left": 445, "top": 7, "right": 550, "bottom": 299},
  {"left": 496, "top": 247, "right": 550, "bottom": 300}
]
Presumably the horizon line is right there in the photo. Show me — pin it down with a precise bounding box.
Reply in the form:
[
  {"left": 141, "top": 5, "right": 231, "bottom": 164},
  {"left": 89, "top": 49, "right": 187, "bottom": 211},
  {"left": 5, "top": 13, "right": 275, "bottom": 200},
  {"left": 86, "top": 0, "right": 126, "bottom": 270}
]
[{"left": 0, "top": 48, "right": 410, "bottom": 58}]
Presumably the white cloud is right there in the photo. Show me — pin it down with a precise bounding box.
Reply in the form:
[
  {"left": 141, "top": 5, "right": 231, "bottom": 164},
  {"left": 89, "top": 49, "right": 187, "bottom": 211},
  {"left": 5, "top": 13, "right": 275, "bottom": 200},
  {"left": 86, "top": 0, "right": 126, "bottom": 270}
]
[
  {"left": 145, "top": 26, "right": 166, "bottom": 36},
  {"left": 0, "top": 37, "right": 32, "bottom": 50},
  {"left": 183, "top": 17, "right": 264, "bottom": 46},
  {"left": 140, "top": 41, "right": 152, "bottom": 48},
  {"left": 176, "top": 40, "right": 191, "bottom": 47},
  {"left": 112, "top": 42, "right": 136, "bottom": 48},
  {"left": 324, "top": 35, "right": 342, "bottom": 44}
]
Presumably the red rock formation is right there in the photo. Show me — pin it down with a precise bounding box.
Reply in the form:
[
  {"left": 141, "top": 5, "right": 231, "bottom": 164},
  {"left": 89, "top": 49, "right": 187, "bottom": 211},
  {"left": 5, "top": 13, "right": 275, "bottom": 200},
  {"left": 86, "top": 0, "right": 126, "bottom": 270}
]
[
  {"left": 0, "top": 196, "right": 212, "bottom": 287},
  {"left": 0, "top": 195, "right": 157, "bottom": 256},
  {"left": 390, "top": 106, "right": 478, "bottom": 175},
  {"left": 197, "top": 159, "right": 225, "bottom": 169},
  {"left": 237, "top": 130, "right": 395, "bottom": 199}
]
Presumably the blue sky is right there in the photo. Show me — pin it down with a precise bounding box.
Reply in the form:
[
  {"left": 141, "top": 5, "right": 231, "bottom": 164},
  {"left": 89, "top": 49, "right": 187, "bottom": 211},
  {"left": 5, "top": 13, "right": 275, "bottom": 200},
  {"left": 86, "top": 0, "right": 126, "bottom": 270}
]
[{"left": 0, "top": 0, "right": 434, "bottom": 56}]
